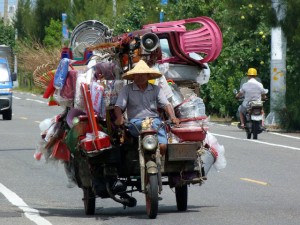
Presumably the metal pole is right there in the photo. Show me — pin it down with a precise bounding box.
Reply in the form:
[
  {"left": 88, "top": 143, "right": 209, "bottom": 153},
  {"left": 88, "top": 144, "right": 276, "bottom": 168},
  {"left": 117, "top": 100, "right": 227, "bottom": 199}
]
[
  {"left": 160, "top": 0, "right": 168, "bottom": 22},
  {"left": 62, "top": 13, "right": 68, "bottom": 46},
  {"left": 14, "top": 29, "right": 17, "bottom": 74},
  {"left": 265, "top": 0, "right": 287, "bottom": 127}
]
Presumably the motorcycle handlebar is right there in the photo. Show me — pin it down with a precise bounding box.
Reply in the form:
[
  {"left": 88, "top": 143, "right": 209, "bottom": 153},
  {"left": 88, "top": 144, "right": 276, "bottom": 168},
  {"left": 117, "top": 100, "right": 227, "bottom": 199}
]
[{"left": 121, "top": 120, "right": 170, "bottom": 135}]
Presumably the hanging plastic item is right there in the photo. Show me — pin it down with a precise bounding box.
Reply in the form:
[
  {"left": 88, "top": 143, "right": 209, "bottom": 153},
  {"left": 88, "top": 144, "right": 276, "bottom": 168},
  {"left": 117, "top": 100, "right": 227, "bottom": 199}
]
[
  {"left": 51, "top": 139, "right": 70, "bottom": 161},
  {"left": 54, "top": 58, "right": 70, "bottom": 89},
  {"left": 90, "top": 81, "right": 105, "bottom": 118}
]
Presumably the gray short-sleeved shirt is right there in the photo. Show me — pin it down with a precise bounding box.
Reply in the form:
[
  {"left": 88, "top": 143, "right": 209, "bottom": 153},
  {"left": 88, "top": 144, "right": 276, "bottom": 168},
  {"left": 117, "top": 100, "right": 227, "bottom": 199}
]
[
  {"left": 115, "top": 83, "right": 170, "bottom": 120},
  {"left": 240, "top": 78, "right": 266, "bottom": 107}
]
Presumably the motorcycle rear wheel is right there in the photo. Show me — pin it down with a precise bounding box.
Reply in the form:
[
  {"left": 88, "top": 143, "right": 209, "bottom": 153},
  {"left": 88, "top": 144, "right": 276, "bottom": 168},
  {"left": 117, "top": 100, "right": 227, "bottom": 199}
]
[
  {"left": 252, "top": 121, "right": 260, "bottom": 139},
  {"left": 145, "top": 174, "right": 159, "bottom": 219},
  {"left": 246, "top": 130, "right": 251, "bottom": 139},
  {"left": 83, "top": 187, "right": 96, "bottom": 215},
  {"left": 175, "top": 184, "right": 188, "bottom": 211}
]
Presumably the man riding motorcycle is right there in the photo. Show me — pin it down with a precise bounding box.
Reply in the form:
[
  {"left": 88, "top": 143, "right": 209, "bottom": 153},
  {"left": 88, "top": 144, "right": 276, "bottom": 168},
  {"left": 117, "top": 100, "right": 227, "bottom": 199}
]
[
  {"left": 235, "top": 68, "right": 267, "bottom": 129},
  {"left": 114, "top": 60, "right": 180, "bottom": 155}
]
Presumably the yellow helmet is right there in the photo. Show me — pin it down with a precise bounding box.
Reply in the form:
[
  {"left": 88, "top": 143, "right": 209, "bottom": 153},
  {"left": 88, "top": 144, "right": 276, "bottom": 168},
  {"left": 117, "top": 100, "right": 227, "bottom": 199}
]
[{"left": 247, "top": 68, "right": 257, "bottom": 76}]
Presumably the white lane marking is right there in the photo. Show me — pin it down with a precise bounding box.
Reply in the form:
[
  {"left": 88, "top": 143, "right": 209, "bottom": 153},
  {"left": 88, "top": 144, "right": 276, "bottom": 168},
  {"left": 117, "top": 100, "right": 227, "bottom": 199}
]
[
  {"left": 269, "top": 132, "right": 300, "bottom": 140},
  {"left": 0, "top": 183, "right": 52, "bottom": 225},
  {"left": 211, "top": 133, "right": 300, "bottom": 151},
  {"left": 26, "top": 98, "right": 47, "bottom": 104},
  {"left": 13, "top": 96, "right": 21, "bottom": 100}
]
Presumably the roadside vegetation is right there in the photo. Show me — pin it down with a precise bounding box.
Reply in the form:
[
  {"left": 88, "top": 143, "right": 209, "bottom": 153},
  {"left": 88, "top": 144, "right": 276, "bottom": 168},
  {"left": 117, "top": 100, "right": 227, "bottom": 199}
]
[{"left": 1, "top": 0, "right": 299, "bottom": 130}]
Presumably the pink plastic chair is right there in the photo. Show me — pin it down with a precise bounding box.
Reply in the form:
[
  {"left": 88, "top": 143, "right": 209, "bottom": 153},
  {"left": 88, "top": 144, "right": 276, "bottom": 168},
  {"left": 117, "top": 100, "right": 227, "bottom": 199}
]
[{"left": 143, "top": 16, "right": 223, "bottom": 63}]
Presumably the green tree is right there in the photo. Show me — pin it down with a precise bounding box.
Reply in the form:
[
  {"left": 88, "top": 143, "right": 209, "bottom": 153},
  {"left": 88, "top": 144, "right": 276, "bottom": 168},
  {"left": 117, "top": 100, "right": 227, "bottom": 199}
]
[
  {"left": 0, "top": 19, "right": 15, "bottom": 47},
  {"left": 34, "top": 0, "right": 70, "bottom": 42},
  {"left": 114, "top": 0, "right": 147, "bottom": 34},
  {"left": 13, "top": 0, "right": 34, "bottom": 41},
  {"left": 43, "top": 19, "right": 62, "bottom": 48}
]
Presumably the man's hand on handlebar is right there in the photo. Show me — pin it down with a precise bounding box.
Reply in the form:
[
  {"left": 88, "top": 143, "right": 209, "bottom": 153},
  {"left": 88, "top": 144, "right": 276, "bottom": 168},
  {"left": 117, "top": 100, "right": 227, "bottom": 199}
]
[{"left": 170, "top": 117, "right": 180, "bottom": 126}]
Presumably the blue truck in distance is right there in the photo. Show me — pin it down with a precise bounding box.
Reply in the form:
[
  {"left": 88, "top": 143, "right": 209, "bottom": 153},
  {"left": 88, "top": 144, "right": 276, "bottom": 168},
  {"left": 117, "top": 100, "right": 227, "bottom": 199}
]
[{"left": 0, "top": 45, "right": 17, "bottom": 120}]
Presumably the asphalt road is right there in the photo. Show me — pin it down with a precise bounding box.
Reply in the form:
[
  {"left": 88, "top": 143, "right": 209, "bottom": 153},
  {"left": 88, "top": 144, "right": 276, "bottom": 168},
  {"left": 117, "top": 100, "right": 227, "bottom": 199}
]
[{"left": 0, "top": 91, "right": 299, "bottom": 225}]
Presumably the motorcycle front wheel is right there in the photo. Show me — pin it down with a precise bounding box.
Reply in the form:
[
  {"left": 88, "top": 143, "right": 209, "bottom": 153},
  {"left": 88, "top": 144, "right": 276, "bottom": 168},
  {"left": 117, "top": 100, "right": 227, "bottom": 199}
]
[
  {"left": 145, "top": 174, "right": 159, "bottom": 219},
  {"left": 175, "top": 184, "right": 188, "bottom": 211},
  {"left": 83, "top": 187, "right": 96, "bottom": 215}
]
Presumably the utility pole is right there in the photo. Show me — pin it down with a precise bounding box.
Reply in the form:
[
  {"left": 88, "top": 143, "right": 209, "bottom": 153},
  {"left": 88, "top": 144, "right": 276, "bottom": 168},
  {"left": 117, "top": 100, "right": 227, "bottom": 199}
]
[
  {"left": 4, "top": 0, "right": 8, "bottom": 25},
  {"left": 265, "top": 0, "right": 287, "bottom": 127}
]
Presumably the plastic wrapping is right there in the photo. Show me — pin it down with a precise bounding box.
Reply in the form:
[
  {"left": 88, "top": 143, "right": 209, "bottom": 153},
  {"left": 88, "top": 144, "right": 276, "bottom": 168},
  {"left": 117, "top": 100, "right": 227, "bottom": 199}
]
[
  {"left": 205, "top": 132, "right": 227, "bottom": 171},
  {"left": 179, "top": 87, "right": 194, "bottom": 99},
  {"left": 175, "top": 95, "right": 206, "bottom": 118},
  {"left": 169, "top": 83, "right": 184, "bottom": 107}
]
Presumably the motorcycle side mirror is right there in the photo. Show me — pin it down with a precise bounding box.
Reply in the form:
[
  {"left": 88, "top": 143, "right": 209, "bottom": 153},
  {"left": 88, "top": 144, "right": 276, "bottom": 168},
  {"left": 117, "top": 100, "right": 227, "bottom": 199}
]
[{"left": 233, "top": 89, "right": 238, "bottom": 95}]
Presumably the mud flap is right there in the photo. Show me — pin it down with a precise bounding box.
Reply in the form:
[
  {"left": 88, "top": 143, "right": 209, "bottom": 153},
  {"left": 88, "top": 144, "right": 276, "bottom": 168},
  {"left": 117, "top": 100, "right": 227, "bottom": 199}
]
[{"left": 146, "top": 161, "right": 158, "bottom": 174}]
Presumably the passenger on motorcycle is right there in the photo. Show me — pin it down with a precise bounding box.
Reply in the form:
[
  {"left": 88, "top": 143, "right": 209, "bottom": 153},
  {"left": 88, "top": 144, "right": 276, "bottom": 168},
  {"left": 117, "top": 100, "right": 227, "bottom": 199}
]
[
  {"left": 235, "top": 68, "right": 267, "bottom": 129},
  {"left": 114, "top": 60, "right": 180, "bottom": 155}
]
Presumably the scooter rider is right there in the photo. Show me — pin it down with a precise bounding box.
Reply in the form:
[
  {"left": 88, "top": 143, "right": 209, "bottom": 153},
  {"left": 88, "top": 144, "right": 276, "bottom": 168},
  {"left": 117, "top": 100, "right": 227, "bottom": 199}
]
[
  {"left": 114, "top": 60, "right": 180, "bottom": 155},
  {"left": 235, "top": 68, "right": 267, "bottom": 129}
]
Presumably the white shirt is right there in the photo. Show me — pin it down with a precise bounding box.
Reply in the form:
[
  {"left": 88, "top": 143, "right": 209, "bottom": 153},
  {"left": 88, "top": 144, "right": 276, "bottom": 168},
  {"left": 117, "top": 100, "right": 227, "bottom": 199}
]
[{"left": 240, "top": 78, "right": 266, "bottom": 107}]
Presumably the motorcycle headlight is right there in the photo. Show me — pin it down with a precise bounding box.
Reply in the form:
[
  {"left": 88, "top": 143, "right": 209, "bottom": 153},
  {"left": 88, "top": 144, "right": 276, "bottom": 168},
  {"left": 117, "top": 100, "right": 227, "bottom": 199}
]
[{"left": 142, "top": 135, "right": 158, "bottom": 151}]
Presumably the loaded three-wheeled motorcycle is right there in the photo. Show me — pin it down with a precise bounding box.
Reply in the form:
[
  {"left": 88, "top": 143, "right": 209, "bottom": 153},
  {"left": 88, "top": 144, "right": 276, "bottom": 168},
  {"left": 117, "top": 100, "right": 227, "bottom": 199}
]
[{"left": 34, "top": 17, "right": 225, "bottom": 219}]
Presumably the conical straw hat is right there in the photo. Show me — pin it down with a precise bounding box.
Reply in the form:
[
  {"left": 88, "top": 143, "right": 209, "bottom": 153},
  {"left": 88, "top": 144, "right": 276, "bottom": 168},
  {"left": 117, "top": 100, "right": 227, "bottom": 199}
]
[{"left": 122, "top": 60, "right": 162, "bottom": 80}]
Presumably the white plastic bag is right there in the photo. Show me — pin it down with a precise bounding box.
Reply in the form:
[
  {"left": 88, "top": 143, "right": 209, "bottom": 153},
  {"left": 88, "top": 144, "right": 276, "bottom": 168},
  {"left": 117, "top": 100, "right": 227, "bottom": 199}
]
[
  {"left": 205, "top": 132, "right": 227, "bottom": 171},
  {"left": 74, "top": 72, "right": 87, "bottom": 110},
  {"left": 213, "top": 144, "right": 226, "bottom": 171},
  {"left": 90, "top": 81, "right": 105, "bottom": 115},
  {"left": 39, "top": 118, "right": 54, "bottom": 133}
]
